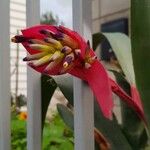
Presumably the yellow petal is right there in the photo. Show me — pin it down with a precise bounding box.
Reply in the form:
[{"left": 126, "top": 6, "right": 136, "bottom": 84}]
[
  {"left": 23, "top": 52, "right": 48, "bottom": 61},
  {"left": 29, "top": 44, "right": 55, "bottom": 53},
  {"left": 31, "top": 54, "right": 52, "bottom": 67},
  {"left": 51, "top": 51, "right": 64, "bottom": 61},
  {"left": 44, "top": 38, "right": 63, "bottom": 50}
]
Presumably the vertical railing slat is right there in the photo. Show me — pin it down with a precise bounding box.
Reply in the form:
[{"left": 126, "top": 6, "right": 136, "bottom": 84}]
[
  {"left": 26, "top": 0, "right": 41, "bottom": 150},
  {"left": 73, "top": 0, "right": 94, "bottom": 150},
  {"left": 0, "top": 0, "right": 10, "bottom": 150}
]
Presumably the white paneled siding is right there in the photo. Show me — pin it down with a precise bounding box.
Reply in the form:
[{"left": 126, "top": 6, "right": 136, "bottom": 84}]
[{"left": 10, "top": 0, "right": 27, "bottom": 96}]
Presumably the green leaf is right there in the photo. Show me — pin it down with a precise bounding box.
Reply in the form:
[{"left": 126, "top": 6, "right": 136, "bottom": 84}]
[
  {"left": 93, "top": 31, "right": 149, "bottom": 148},
  {"left": 42, "top": 114, "right": 73, "bottom": 150},
  {"left": 57, "top": 104, "right": 74, "bottom": 130},
  {"left": 54, "top": 74, "right": 74, "bottom": 105},
  {"left": 92, "top": 32, "right": 105, "bottom": 51},
  {"left": 110, "top": 70, "right": 148, "bottom": 149},
  {"left": 103, "top": 33, "right": 135, "bottom": 84},
  {"left": 131, "top": 0, "right": 150, "bottom": 131},
  {"left": 55, "top": 76, "right": 132, "bottom": 149},
  {"left": 59, "top": 140, "right": 74, "bottom": 150},
  {"left": 57, "top": 104, "right": 109, "bottom": 150},
  {"left": 94, "top": 100, "right": 132, "bottom": 150},
  {"left": 41, "top": 75, "right": 57, "bottom": 128}
]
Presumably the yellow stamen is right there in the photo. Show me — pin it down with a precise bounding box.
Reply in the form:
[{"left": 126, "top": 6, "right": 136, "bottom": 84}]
[{"left": 63, "top": 62, "right": 69, "bottom": 68}]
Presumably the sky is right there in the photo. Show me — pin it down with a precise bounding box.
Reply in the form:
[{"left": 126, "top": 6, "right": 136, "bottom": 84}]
[{"left": 40, "top": 0, "right": 72, "bottom": 28}]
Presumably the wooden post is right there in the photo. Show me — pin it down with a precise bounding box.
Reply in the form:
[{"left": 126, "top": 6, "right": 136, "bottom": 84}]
[
  {"left": 26, "top": 0, "right": 41, "bottom": 150},
  {"left": 72, "top": 0, "right": 94, "bottom": 150},
  {"left": 0, "top": 0, "right": 11, "bottom": 150}
]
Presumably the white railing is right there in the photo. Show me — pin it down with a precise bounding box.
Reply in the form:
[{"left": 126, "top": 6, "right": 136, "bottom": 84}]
[
  {"left": 26, "top": 0, "right": 42, "bottom": 150},
  {"left": 0, "top": 0, "right": 94, "bottom": 149},
  {"left": 73, "top": 0, "right": 94, "bottom": 150},
  {"left": 0, "top": 0, "right": 11, "bottom": 150}
]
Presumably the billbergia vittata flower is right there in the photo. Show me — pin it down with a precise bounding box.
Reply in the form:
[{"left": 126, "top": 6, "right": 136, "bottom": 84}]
[{"left": 12, "top": 25, "right": 146, "bottom": 122}]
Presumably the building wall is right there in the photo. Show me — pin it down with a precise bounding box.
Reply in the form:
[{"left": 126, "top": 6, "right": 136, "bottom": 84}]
[
  {"left": 10, "top": 0, "right": 27, "bottom": 96},
  {"left": 92, "top": 0, "right": 130, "bottom": 34}
]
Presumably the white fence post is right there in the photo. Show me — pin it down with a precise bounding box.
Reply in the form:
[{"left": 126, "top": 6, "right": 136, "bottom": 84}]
[
  {"left": 73, "top": 0, "right": 94, "bottom": 150},
  {"left": 26, "top": 0, "right": 41, "bottom": 150},
  {"left": 0, "top": 0, "right": 11, "bottom": 150}
]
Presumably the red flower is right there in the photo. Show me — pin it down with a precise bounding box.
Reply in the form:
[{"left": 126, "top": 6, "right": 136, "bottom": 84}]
[{"left": 11, "top": 25, "right": 145, "bottom": 122}]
